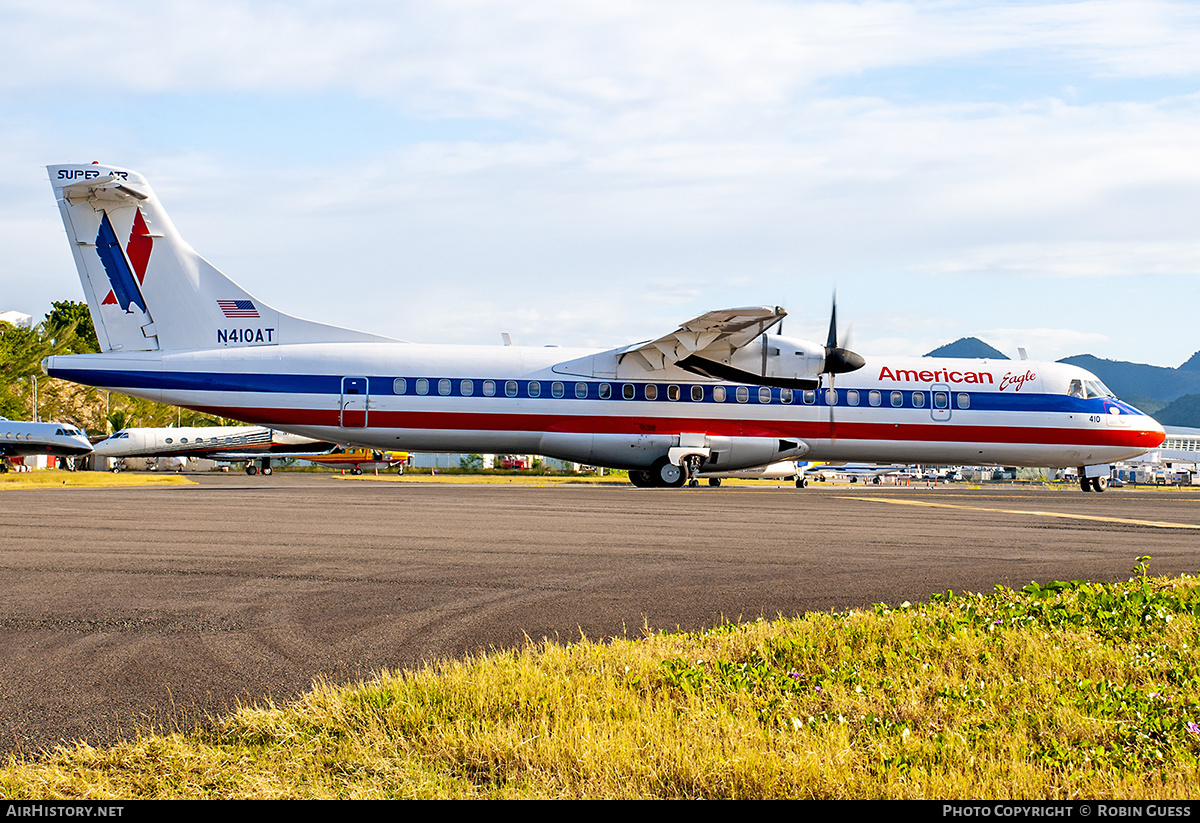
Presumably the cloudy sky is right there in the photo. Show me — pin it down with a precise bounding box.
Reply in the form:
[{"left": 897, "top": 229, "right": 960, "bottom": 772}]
[{"left": 3, "top": 0, "right": 1199, "bottom": 367}]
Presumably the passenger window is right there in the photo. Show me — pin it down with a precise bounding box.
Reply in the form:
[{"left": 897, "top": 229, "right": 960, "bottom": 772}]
[
  {"left": 847, "top": 390, "right": 859, "bottom": 406},
  {"left": 890, "top": 391, "right": 903, "bottom": 407},
  {"left": 665, "top": 385, "right": 678, "bottom": 401},
  {"left": 552, "top": 382, "right": 564, "bottom": 398},
  {"left": 622, "top": 384, "right": 635, "bottom": 400},
  {"left": 933, "top": 391, "right": 948, "bottom": 409},
  {"left": 483, "top": 380, "right": 496, "bottom": 397},
  {"left": 505, "top": 381, "right": 518, "bottom": 397},
  {"left": 713, "top": 386, "right": 726, "bottom": 402},
  {"left": 393, "top": 378, "right": 407, "bottom": 395},
  {"left": 825, "top": 389, "right": 838, "bottom": 406},
  {"left": 416, "top": 378, "right": 429, "bottom": 396},
  {"left": 912, "top": 391, "right": 925, "bottom": 408},
  {"left": 461, "top": 379, "right": 474, "bottom": 396},
  {"left": 438, "top": 379, "right": 451, "bottom": 396},
  {"left": 645, "top": 384, "right": 658, "bottom": 401},
  {"left": 780, "top": 388, "right": 792, "bottom": 404},
  {"left": 528, "top": 381, "right": 541, "bottom": 398},
  {"left": 576, "top": 382, "right": 588, "bottom": 399},
  {"left": 736, "top": 386, "right": 749, "bottom": 403},
  {"left": 691, "top": 385, "right": 704, "bottom": 402},
  {"left": 956, "top": 392, "right": 970, "bottom": 409},
  {"left": 759, "top": 387, "right": 771, "bottom": 403},
  {"left": 599, "top": 383, "right": 612, "bottom": 399},
  {"left": 869, "top": 390, "right": 881, "bottom": 407},
  {"left": 803, "top": 390, "right": 816, "bottom": 405}
]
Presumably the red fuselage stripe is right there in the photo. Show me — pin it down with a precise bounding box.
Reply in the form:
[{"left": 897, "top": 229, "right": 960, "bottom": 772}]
[{"left": 188, "top": 406, "right": 1164, "bottom": 448}]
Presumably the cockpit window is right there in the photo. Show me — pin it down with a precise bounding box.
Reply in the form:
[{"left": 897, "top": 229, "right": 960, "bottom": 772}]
[
  {"left": 1067, "top": 379, "right": 1084, "bottom": 398},
  {"left": 1084, "top": 379, "right": 1114, "bottom": 399}
]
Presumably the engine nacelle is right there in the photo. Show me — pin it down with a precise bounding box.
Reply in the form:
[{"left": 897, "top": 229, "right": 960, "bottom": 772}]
[
  {"left": 539, "top": 432, "right": 809, "bottom": 472},
  {"left": 676, "top": 334, "right": 828, "bottom": 389}
]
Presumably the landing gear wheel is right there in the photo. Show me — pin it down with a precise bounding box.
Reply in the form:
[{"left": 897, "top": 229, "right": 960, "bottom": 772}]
[
  {"left": 263, "top": 467, "right": 273, "bottom": 476},
  {"left": 629, "top": 470, "right": 654, "bottom": 488},
  {"left": 246, "top": 465, "right": 258, "bottom": 476},
  {"left": 708, "top": 478, "right": 722, "bottom": 487},
  {"left": 1092, "top": 476, "right": 1108, "bottom": 492},
  {"left": 351, "top": 467, "right": 363, "bottom": 475},
  {"left": 795, "top": 477, "right": 808, "bottom": 488},
  {"left": 653, "top": 457, "right": 685, "bottom": 487},
  {"left": 1079, "top": 477, "right": 1091, "bottom": 492}
]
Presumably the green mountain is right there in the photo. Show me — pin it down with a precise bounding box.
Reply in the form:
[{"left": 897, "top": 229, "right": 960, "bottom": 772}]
[
  {"left": 1153, "top": 394, "right": 1200, "bottom": 428},
  {"left": 924, "top": 337, "right": 1009, "bottom": 359}
]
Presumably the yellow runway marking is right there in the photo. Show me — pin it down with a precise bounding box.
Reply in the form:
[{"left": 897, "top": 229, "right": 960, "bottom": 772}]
[{"left": 837, "top": 496, "right": 1200, "bottom": 530}]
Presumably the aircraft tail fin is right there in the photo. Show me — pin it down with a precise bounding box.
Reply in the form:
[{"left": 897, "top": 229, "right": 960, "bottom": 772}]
[{"left": 47, "top": 163, "right": 396, "bottom": 352}]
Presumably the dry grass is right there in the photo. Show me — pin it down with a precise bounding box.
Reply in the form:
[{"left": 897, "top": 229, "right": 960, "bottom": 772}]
[{"left": 0, "top": 471, "right": 194, "bottom": 490}]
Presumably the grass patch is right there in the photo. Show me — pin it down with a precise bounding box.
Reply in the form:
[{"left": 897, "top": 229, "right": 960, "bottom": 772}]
[
  {"left": 2, "top": 564, "right": 1198, "bottom": 798},
  {"left": 0, "top": 471, "right": 194, "bottom": 490}
]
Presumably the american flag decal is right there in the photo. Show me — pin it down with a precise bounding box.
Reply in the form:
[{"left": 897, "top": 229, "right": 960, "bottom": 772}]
[{"left": 218, "top": 300, "right": 259, "bottom": 318}]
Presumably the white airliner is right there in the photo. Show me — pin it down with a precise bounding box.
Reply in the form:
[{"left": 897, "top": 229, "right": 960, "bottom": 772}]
[
  {"left": 0, "top": 416, "right": 93, "bottom": 471},
  {"left": 92, "top": 425, "right": 337, "bottom": 474},
  {"left": 41, "top": 163, "right": 1165, "bottom": 493}
]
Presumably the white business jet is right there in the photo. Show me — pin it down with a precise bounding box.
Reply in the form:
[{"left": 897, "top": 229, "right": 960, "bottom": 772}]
[
  {"left": 92, "top": 425, "right": 336, "bottom": 474},
  {"left": 41, "top": 164, "right": 1164, "bottom": 492},
  {"left": 0, "top": 416, "right": 92, "bottom": 471}
]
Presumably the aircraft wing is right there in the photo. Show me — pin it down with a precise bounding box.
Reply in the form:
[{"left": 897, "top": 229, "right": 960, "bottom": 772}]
[{"left": 616, "top": 306, "right": 786, "bottom": 372}]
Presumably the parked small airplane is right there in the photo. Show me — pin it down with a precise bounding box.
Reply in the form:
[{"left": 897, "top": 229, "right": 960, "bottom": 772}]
[
  {"left": 92, "top": 425, "right": 335, "bottom": 475},
  {"left": 305, "top": 447, "right": 409, "bottom": 475},
  {"left": 0, "top": 416, "right": 93, "bottom": 471},
  {"left": 41, "top": 163, "right": 1166, "bottom": 492},
  {"left": 807, "top": 463, "right": 911, "bottom": 483},
  {"left": 698, "top": 459, "right": 811, "bottom": 487},
  {"left": 697, "top": 460, "right": 910, "bottom": 487}
]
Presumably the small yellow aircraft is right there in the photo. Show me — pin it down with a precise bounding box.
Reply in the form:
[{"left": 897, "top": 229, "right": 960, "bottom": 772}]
[{"left": 306, "top": 447, "right": 409, "bottom": 475}]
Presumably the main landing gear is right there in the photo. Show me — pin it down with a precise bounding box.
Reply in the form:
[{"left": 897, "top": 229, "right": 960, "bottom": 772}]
[
  {"left": 1080, "top": 476, "right": 1108, "bottom": 492},
  {"left": 245, "top": 458, "right": 274, "bottom": 476},
  {"left": 630, "top": 456, "right": 691, "bottom": 488}
]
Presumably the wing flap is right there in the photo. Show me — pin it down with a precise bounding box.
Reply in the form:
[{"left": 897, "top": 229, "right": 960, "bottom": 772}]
[{"left": 619, "top": 306, "right": 785, "bottom": 372}]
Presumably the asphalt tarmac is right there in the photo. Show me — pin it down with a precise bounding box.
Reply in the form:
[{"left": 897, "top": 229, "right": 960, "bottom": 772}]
[{"left": 2, "top": 474, "right": 1198, "bottom": 756}]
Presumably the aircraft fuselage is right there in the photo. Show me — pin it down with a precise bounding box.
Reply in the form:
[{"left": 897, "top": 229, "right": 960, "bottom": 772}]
[{"left": 45, "top": 343, "right": 1163, "bottom": 473}]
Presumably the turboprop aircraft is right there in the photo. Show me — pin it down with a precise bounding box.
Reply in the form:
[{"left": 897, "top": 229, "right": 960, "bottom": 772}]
[
  {"left": 92, "top": 425, "right": 336, "bottom": 474},
  {"left": 305, "top": 447, "right": 409, "bottom": 475},
  {"left": 41, "top": 163, "right": 1166, "bottom": 492},
  {"left": 0, "top": 416, "right": 92, "bottom": 471}
]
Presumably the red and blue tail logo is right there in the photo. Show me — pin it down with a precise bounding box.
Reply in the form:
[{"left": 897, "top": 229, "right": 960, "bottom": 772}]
[{"left": 96, "top": 209, "right": 153, "bottom": 313}]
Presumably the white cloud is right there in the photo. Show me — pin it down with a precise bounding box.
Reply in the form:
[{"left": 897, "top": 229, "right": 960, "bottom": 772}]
[{"left": 5, "top": 1, "right": 1200, "bottom": 366}]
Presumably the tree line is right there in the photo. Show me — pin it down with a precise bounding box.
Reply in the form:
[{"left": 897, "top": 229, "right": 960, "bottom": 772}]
[{"left": 1, "top": 301, "right": 240, "bottom": 435}]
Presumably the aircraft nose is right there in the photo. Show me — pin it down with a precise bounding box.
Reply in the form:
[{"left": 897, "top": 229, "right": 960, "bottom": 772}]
[{"left": 1143, "top": 414, "right": 1166, "bottom": 446}]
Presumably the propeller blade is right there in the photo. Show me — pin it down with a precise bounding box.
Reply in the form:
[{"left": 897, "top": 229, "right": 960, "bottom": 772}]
[
  {"left": 825, "top": 293, "right": 839, "bottom": 350},
  {"left": 822, "top": 294, "right": 865, "bottom": 375},
  {"left": 828, "top": 373, "right": 837, "bottom": 444}
]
